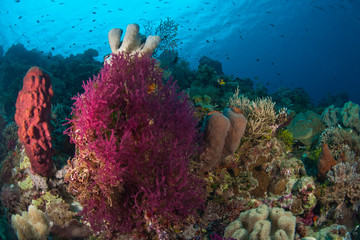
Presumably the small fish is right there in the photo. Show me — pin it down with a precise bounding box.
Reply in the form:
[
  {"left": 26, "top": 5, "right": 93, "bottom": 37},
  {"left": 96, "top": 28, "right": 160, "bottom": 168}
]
[
  {"left": 18, "top": 16, "right": 22, "bottom": 19},
  {"left": 314, "top": 5, "right": 324, "bottom": 11},
  {"left": 217, "top": 78, "right": 226, "bottom": 86},
  {"left": 148, "top": 83, "right": 157, "bottom": 93}
]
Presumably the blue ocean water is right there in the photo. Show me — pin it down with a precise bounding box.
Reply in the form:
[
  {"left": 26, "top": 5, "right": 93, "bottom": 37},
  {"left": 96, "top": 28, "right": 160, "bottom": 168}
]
[{"left": 0, "top": 0, "right": 359, "bottom": 104}]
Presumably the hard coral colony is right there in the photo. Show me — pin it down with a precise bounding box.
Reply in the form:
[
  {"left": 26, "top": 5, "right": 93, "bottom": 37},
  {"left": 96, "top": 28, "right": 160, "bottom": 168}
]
[{"left": 65, "top": 52, "right": 206, "bottom": 236}]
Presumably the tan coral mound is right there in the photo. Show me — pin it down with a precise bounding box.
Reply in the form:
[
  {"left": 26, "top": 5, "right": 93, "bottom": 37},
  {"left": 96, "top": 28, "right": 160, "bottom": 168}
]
[{"left": 224, "top": 204, "right": 296, "bottom": 240}]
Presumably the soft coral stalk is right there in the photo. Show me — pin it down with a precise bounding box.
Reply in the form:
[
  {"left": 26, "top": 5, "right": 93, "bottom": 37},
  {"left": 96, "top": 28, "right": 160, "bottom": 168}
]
[{"left": 65, "top": 53, "right": 205, "bottom": 236}]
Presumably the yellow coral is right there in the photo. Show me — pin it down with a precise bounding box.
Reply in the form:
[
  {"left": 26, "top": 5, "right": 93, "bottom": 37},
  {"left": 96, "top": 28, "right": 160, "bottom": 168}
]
[{"left": 18, "top": 175, "right": 34, "bottom": 190}]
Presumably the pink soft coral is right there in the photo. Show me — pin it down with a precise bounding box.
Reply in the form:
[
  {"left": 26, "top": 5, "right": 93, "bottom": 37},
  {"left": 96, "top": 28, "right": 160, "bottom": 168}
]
[{"left": 65, "top": 53, "right": 205, "bottom": 236}]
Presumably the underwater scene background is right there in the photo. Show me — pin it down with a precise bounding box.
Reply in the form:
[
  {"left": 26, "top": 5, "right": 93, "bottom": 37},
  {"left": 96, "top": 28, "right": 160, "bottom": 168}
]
[{"left": 0, "top": 0, "right": 359, "bottom": 239}]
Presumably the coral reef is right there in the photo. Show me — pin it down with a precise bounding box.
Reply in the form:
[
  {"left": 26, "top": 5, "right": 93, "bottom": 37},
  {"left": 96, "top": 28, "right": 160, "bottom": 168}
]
[
  {"left": 65, "top": 52, "right": 205, "bottom": 236},
  {"left": 199, "top": 56, "right": 224, "bottom": 75},
  {"left": 224, "top": 204, "right": 296, "bottom": 240},
  {"left": 1, "top": 20, "right": 360, "bottom": 240},
  {"left": 321, "top": 101, "right": 360, "bottom": 133},
  {"left": 271, "top": 87, "right": 314, "bottom": 113},
  {"left": 14, "top": 67, "right": 54, "bottom": 177}
]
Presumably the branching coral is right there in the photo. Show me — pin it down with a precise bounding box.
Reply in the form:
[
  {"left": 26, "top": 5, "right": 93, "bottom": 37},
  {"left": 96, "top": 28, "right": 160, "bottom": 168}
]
[
  {"left": 229, "top": 88, "right": 285, "bottom": 142},
  {"left": 65, "top": 52, "right": 205, "bottom": 236},
  {"left": 319, "top": 126, "right": 360, "bottom": 161},
  {"left": 326, "top": 162, "right": 360, "bottom": 184}
]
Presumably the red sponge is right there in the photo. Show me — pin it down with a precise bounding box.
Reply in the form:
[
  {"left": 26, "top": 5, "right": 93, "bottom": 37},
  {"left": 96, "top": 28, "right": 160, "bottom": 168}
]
[{"left": 15, "top": 67, "right": 54, "bottom": 177}]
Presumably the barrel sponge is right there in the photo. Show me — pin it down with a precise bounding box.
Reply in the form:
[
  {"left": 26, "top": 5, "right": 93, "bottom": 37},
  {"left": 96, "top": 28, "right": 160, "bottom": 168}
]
[
  {"left": 14, "top": 66, "right": 54, "bottom": 177},
  {"left": 108, "top": 23, "right": 160, "bottom": 57},
  {"left": 224, "top": 205, "right": 296, "bottom": 240},
  {"left": 11, "top": 204, "right": 50, "bottom": 240}
]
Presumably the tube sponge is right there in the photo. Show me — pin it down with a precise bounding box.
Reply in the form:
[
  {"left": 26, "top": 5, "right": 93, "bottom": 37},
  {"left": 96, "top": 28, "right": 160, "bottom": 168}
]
[
  {"left": 200, "top": 107, "right": 247, "bottom": 172},
  {"left": 107, "top": 23, "right": 160, "bottom": 58}
]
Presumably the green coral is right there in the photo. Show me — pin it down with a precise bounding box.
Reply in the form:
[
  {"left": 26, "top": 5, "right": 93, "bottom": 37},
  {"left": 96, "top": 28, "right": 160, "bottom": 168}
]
[
  {"left": 277, "top": 129, "right": 294, "bottom": 150},
  {"left": 303, "top": 193, "right": 317, "bottom": 210},
  {"left": 31, "top": 191, "right": 63, "bottom": 209},
  {"left": 19, "top": 151, "right": 30, "bottom": 170},
  {"left": 18, "top": 175, "right": 34, "bottom": 190},
  {"left": 308, "top": 146, "right": 322, "bottom": 163}
]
